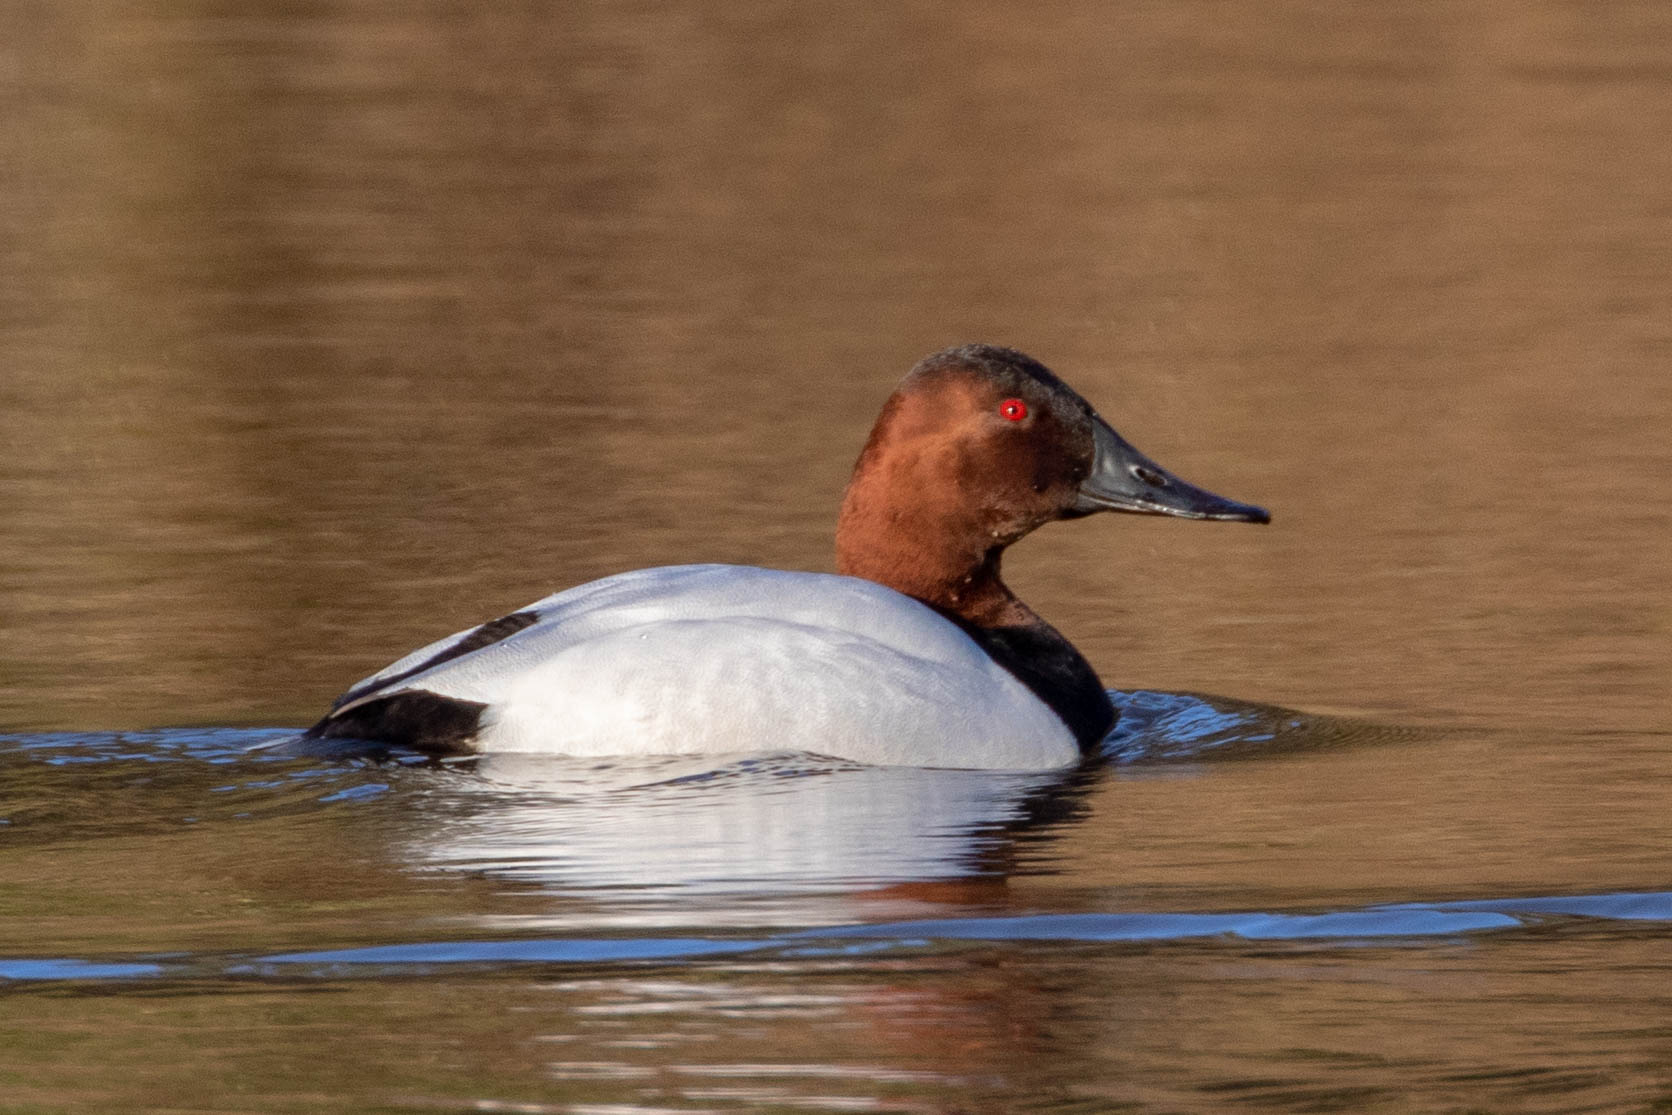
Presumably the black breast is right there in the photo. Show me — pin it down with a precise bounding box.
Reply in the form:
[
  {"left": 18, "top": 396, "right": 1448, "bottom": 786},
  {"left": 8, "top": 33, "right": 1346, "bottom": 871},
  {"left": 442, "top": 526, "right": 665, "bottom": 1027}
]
[{"left": 934, "top": 612, "right": 1116, "bottom": 750}]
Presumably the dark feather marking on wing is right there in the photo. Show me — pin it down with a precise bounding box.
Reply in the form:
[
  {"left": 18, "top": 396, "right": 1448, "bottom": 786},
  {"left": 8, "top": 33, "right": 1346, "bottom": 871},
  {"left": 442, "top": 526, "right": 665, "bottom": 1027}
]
[
  {"left": 304, "top": 690, "right": 486, "bottom": 755},
  {"left": 329, "top": 609, "right": 541, "bottom": 711}
]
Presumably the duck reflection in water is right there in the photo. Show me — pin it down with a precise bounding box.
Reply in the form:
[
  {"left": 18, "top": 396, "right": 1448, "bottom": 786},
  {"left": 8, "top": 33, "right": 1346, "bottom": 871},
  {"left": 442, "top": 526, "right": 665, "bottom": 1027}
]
[
  {"left": 385, "top": 692, "right": 1330, "bottom": 916},
  {"left": 411, "top": 751, "right": 1099, "bottom": 918}
]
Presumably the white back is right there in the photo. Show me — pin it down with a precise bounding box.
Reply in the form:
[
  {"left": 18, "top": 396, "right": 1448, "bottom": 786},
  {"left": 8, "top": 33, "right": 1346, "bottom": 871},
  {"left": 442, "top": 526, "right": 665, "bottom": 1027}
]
[{"left": 341, "top": 565, "right": 1079, "bottom": 770}]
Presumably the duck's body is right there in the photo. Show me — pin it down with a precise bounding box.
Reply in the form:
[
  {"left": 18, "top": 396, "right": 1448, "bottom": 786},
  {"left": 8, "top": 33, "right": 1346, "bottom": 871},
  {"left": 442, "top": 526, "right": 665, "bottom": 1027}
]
[
  {"left": 318, "top": 564, "right": 1080, "bottom": 770},
  {"left": 306, "top": 345, "right": 1268, "bottom": 770}
]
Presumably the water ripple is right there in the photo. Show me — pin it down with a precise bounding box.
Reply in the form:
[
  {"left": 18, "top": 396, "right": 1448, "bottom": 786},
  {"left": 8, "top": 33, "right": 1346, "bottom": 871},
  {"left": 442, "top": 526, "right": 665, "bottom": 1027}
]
[{"left": 5, "top": 891, "right": 1668, "bottom": 983}]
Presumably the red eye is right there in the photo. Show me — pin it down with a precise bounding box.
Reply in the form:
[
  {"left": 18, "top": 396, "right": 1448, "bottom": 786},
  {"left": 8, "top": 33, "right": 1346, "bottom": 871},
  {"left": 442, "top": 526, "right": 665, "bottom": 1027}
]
[{"left": 999, "top": 398, "right": 1028, "bottom": 422}]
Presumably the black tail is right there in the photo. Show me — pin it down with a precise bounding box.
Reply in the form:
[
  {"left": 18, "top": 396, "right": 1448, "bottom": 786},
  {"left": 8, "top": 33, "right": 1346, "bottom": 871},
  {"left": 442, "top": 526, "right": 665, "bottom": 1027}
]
[{"left": 305, "top": 690, "right": 488, "bottom": 755}]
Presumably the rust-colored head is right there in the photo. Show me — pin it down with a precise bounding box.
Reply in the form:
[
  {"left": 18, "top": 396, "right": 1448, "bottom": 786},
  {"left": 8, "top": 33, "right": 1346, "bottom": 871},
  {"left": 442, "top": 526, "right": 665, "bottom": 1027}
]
[{"left": 835, "top": 344, "right": 1267, "bottom": 625}]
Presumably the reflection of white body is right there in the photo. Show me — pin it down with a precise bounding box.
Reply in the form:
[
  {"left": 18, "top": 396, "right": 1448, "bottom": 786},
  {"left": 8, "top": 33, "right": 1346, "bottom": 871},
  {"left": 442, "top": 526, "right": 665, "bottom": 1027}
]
[
  {"left": 420, "top": 752, "right": 1065, "bottom": 914},
  {"left": 340, "top": 565, "right": 1078, "bottom": 770}
]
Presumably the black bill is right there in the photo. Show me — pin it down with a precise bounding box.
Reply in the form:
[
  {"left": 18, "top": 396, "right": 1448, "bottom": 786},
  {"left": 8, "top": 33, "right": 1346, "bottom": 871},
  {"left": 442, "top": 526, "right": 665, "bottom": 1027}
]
[{"left": 1073, "top": 416, "right": 1271, "bottom": 523}]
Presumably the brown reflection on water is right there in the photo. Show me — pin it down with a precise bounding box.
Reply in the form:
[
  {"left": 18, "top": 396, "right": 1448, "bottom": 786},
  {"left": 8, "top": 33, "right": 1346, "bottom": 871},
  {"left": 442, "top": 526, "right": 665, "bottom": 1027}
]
[
  {"left": 2, "top": 1, "right": 1669, "bottom": 739},
  {"left": 8, "top": 936, "right": 1670, "bottom": 1113}
]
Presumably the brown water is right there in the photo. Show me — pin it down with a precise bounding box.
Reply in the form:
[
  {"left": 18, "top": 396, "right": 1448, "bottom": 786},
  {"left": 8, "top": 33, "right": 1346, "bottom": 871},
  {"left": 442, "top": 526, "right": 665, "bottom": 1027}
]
[{"left": 3, "top": 2, "right": 1671, "bottom": 1112}]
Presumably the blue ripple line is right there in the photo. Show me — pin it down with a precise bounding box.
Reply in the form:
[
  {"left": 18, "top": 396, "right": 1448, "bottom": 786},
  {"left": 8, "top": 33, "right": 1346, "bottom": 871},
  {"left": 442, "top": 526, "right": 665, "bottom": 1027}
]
[
  {"left": 257, "top": 937, "right": 778, "bottom": 966},
  {"left": 247, "top": 889, "right": 1672, "bottom": 970},
  {"left": 10, "top": 891, "right": 1671, "bottom": 983},
  {"left": 800, "top": 908, "right": 1520, "bottom": 942},
  {"left": 0, "top": 959, "right": 165, "bottom": 981},
  {"left": 1398, "top": 891, "right": 1672, "bottom": 921},
  {"left": 805, "top": 891, "right": 1672, "bottom": 944},
  {"left": 318, "top": 783, "right": 389, "bottom": 803}
]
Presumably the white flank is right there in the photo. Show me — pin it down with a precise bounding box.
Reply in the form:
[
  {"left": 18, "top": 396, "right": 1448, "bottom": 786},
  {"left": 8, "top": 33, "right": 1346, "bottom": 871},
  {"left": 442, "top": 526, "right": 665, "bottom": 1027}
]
[{"left": 336, "top": 564, "right": 1079, "bottom": 770}]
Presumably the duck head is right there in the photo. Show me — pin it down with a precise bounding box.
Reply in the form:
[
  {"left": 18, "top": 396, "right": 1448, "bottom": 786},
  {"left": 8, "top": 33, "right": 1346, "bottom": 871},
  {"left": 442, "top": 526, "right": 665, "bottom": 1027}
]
[{"left": 835, "top": 344, "right": 1269, "bottom": 620}]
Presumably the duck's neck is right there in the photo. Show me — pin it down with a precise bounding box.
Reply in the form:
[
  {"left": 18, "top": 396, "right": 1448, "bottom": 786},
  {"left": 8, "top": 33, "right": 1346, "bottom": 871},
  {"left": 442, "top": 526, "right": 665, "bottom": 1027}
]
[
  {"left": 835, "top": 480, "right": 1115, "bottom": 750},
  {"left": 836, "top": 510, "right": 1030, "bottom": 627}
]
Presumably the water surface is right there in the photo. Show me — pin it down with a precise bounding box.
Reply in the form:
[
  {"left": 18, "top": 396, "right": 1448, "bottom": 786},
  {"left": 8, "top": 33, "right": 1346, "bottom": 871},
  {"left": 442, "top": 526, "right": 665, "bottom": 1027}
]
[{"left": 3, "top": 2, "right": 1670, "bottom": 1111}]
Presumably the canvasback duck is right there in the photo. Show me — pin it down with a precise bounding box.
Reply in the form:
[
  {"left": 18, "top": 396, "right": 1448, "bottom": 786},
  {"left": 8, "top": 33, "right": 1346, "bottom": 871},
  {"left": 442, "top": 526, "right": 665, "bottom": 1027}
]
[{"left": 304, "top": 344, "right": 1268, "bottom": 770}]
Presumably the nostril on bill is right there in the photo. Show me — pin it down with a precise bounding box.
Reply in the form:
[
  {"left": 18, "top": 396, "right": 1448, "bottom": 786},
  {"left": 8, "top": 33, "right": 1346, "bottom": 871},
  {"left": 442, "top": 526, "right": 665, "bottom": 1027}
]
[{"left": 1131, "top": 464, "right": 1169, "bottom": 488}]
